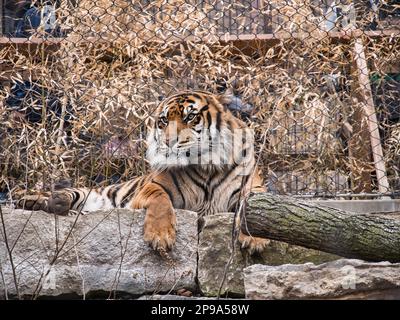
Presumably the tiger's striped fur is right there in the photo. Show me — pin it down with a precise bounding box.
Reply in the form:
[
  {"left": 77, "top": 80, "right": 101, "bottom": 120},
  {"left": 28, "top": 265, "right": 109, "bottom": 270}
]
[{"left": 16, "top": 90, "right": 268, "bottom": 253}]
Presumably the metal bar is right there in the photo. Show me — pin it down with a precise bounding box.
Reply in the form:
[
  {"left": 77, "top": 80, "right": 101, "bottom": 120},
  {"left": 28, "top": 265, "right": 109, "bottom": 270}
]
[
  {"left": 1, "top": 28, "right": 398, "bottom": 46},
  {"left": 292, "top": 192, "right": 399, "bottom": 199}
]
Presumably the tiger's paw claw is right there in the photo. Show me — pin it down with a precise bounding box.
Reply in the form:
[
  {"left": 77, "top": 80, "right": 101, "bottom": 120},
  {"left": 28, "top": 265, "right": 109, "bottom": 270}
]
[
  {"left": 239, "top": 233, "right": 270, "bottom": 255},
  {"left": 144, "top": 224, "right": 176, "bottom": 252}
]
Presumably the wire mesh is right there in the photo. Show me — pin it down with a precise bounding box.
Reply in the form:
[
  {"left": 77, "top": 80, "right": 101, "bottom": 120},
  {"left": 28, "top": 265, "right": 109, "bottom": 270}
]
[{"left": 0, "top": 0, "right": 399, "bottom": 201}]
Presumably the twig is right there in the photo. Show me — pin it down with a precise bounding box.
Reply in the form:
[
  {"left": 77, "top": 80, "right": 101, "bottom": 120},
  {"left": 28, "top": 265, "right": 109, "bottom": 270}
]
[
  {"left": 72, "top": 233, "right": 86, "bottom": 300},
  {"left": 0, "top": 206, "right": 21, "bottom": 299},
  {"left": 0, "top": 257, "right": 9, "bottom": 300},
  {"left": 217, "top": 122, "right": 271, "bottom": 298}
]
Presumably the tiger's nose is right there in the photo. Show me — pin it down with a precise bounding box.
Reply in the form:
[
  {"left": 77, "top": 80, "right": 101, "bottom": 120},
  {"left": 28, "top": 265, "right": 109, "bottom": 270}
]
[
  {"left": 181, "top": 137, "right": 191, "bottom": 143},
  {"left": 165, "top": 136, "right": 177, "bottom": 147}
]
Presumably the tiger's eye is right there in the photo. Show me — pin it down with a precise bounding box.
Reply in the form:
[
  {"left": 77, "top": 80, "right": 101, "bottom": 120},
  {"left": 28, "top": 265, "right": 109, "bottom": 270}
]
[{"left": 186, "top": 113, "right": 197, "bottom": 122}]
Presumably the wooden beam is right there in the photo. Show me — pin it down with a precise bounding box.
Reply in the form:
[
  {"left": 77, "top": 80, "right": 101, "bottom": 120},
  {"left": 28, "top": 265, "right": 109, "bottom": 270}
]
[
  {"left": 0, "top": 28, "right": 397, "bottom": 47},
  {"left": 347, "top": 102, "right": 373, "bottom": 194},
  {"left": 0, "top": 0, "right": 3, "bottom": 35},
  {"left": 0, "top": 37, "right": 65, "bottom": 45},
  {"left": 219, "top": 29, "right": 400, "bottom": 42},
  {"left": 352, "top": 37, "right": 390, "bottom": 194}
]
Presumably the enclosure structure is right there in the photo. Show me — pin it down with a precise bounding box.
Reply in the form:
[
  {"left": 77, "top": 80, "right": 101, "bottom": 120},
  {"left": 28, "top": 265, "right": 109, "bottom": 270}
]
[{"left": 0, "top": 0, "right": 399, "bottom": 201}]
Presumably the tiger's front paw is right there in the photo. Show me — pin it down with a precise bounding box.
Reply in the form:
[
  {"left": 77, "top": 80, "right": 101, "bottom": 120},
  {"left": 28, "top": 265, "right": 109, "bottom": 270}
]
[
  {"left": 239, "top": 232, "right": 270, "bottom": 255},
  {"left": 47, "top": 192, "right": 72, "bottom": 215},
  {"left": 16, "top": 194, "right": 48, "bottom": 211},
  {"left": 144, "top": 208, "right": 176, "bottom": 252}
]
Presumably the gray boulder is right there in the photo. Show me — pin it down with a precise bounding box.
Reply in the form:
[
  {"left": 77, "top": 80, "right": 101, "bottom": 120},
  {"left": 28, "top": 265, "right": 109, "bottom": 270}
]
[
  {"left": 0, "top": 208, "right": 198, "bottom": 298},
  {"left": 244, "top": 259, "right": 400, "bottom": 299},
  {"left": 198, "top": 213, "right": 339, "bottom": 297}
]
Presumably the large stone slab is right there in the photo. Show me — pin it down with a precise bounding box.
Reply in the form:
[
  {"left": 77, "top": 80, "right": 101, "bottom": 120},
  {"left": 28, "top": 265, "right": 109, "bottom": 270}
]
[
  {"left": 0, "top": 208, "right": 198, "bottom": 298},
  {"left": 244, "top": 259, "right": 400, "bottom": 300},
  {"left": 198, "top": 213, "right": 339, "bottom": 297}
]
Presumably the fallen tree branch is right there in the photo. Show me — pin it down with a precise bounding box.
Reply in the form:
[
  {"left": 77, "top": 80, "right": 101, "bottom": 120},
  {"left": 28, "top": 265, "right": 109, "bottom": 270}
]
[{"left": 242, "top": 193, "right": 400, "bottom": 262}]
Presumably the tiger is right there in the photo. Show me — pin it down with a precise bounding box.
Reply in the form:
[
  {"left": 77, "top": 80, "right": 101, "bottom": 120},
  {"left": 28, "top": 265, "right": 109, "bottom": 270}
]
[{"left": 16, "top": 90, "right": 269, "bottom": 254}]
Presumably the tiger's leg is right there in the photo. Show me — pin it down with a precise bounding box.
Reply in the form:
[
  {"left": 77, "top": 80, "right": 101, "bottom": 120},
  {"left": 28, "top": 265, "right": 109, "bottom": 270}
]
[
  {"left": 238, "top": 168, "right": 270, "bottom": 254},
  {"left": 15, "top": 187, "right": 109, "bottom": 215},
  {"left": 15, "top": 193, "right": 51, "bottom": 212},
  {"left": 16, "top": 191, "right": 73, "bottom": 215},
  {"left": 132, "top": 182, "right": 176, "bottom": 251},
  {"left": 16, "top": 189, "right": 83, "bottom": 215}
]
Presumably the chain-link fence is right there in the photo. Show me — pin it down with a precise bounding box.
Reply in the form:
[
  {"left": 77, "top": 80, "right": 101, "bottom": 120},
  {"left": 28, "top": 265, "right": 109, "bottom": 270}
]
[{"left": 0, "top": 0, "right": 399, "bottom": 201}]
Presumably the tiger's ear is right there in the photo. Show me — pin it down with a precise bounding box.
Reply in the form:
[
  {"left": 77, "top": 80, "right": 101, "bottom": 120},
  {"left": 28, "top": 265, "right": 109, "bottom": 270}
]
[{"left": 216, "top": 89, "right": 233, "bottom": 106}]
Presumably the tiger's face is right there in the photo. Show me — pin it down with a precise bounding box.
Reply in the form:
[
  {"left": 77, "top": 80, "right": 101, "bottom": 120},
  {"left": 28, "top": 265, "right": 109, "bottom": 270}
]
[{"left": 147, "top": 91, "right": 254, "bottom": 170}]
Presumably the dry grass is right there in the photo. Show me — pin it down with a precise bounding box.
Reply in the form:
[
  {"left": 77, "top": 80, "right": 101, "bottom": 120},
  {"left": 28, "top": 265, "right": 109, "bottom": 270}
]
[{"left": 0, "top": 0, "right": 399, "bottom": 198}]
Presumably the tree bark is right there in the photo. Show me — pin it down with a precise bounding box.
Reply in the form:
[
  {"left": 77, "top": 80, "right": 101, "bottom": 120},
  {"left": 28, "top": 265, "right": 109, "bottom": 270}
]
[{"left": 242, "top": 193, "right": 400, "bottom": 262}]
